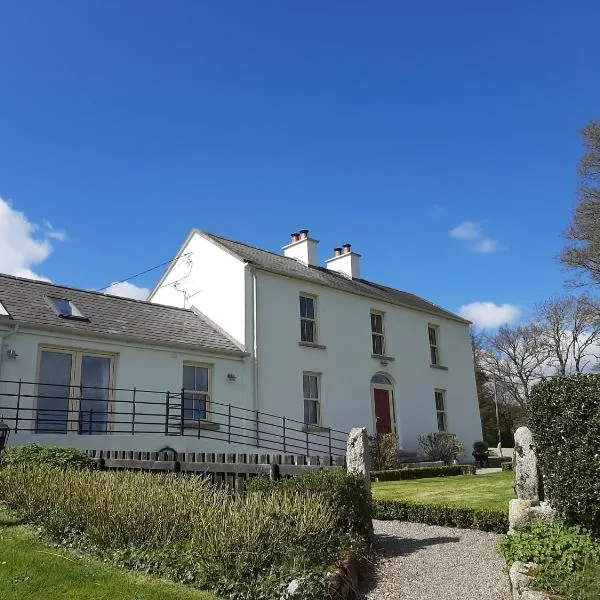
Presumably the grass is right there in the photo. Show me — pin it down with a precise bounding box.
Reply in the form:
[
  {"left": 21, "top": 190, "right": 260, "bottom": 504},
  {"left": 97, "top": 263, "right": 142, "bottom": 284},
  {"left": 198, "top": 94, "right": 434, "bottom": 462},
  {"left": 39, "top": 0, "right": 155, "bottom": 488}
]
[
  {"left": 0, "top": 509, "right": 217, "bottom": 600},
  {"left": 371, "top": 471, "right": 515, "bottom": 512}
]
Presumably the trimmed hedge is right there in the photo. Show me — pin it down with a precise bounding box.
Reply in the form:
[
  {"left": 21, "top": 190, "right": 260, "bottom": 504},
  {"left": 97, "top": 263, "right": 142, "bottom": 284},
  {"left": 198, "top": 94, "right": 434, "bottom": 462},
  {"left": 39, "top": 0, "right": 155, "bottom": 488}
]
[
  {"left": 373, "top": 498, "right": 507, "bottom": 533},
  {"left": 528, "top": 374, "right": 600, "bottom": 535},
  {"left": 372, "top": 464, "right": 476, "bottom": 482},
  {"left": 501, "top": 461, "right": 513, "bottom": 472},
  {"left": 246, "top": 469, "right": 373, "bottom": 547}
]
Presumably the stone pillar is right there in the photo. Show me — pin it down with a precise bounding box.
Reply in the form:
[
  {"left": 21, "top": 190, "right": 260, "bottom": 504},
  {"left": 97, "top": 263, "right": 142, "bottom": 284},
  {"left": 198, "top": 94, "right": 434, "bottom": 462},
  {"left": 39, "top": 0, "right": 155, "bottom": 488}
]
[
  {"left": 514, "top": 426, "right": 541, "bottom": 501},
  {"left": 346, "top": 427, "right": 371, "bottom": 489}
]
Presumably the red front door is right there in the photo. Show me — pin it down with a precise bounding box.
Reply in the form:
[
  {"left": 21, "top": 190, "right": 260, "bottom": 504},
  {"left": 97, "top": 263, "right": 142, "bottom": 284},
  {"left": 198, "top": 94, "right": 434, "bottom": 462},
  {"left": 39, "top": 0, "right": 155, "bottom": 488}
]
[{"left": 374, "top": 388, "right": 392, "bottom": 434}]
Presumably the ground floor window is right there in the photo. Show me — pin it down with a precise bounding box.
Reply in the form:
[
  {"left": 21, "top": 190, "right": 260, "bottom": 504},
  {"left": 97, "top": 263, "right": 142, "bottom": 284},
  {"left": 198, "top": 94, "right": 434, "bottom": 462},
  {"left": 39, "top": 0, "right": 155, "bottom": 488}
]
[
  {"left": 183, "top": 363, "right": 211, "bottom": 420},
  {"left": 36, "top": 347, "right": 113, "bottom": 434},
  {"left": 303, "top": 372, "right": 320, "bottom": 425},
  {"left": 435, "top": 389, "right": 447, "bottom": 432}
]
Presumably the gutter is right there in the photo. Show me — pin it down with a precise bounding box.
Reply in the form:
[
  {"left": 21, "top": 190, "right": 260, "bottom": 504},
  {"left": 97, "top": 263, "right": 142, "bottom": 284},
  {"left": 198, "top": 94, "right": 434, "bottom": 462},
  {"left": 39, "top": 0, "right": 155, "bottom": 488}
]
[{"left": 0, "top": 323, "right": 19, "bottom": 383}]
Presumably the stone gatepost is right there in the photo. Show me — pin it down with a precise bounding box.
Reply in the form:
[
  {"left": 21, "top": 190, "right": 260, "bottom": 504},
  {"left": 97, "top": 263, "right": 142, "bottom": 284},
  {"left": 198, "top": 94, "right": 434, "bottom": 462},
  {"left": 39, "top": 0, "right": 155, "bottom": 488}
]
[{"left": 346, "top": 427, "right": 371, "bottom": 489}]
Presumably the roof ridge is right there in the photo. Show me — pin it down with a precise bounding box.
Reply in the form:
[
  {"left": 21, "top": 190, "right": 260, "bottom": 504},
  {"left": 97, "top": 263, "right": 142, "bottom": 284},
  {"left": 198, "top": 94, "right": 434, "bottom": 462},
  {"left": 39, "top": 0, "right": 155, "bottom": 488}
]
[{"left": 0, "top": 272, "right": 195, "bottom": 315}]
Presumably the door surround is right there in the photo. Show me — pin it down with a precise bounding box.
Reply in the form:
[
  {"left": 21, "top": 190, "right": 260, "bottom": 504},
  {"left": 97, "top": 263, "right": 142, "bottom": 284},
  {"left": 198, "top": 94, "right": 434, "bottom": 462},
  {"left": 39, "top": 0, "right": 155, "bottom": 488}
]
[{"left": 370, "top": 372, "right": 397, "bottom": 436}]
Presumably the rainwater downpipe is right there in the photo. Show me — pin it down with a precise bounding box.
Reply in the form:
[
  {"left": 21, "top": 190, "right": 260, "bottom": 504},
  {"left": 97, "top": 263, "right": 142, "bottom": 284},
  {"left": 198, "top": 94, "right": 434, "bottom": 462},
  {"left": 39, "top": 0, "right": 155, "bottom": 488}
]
[{"left": 250, "top": 266, "right": 260, "bottom": 444}]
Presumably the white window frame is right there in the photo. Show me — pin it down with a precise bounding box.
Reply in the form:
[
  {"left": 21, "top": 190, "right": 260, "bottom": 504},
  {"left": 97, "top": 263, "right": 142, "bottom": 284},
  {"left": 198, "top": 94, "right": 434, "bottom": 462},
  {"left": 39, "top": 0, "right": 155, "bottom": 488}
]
[
  {"left": 303, "top": 371, "right": 321, "bottom": 425},
  {"left": 35, "top": 345, "right": 116, "bottom": 434},
  {"left": 370, "top": 310, "right": 386, "bottom": 355},
  {"left": 182, "top": 362, "right": 212, "bottom": 423},
  {"left": 428, "top": 324, "right": 441, "bottom": 365},
  {"left": 434, "top": 388, "right": 447, "bottom": 432},
  {"left": 299, "top": 294, "right": 318, "bottom": 343}
]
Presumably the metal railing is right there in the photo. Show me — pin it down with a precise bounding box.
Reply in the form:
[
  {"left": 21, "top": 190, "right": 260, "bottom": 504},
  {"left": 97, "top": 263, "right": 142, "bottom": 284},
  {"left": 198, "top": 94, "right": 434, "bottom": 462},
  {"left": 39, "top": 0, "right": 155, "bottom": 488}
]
[{"left": 0, "top": 379, "right": 348, "bottom": 457}]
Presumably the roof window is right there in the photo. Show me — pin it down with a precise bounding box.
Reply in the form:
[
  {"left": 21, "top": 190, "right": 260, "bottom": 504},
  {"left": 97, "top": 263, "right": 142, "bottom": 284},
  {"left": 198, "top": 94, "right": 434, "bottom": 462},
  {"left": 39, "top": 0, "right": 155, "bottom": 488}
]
[
  {"left": 0, "top": 300, "right": 9, "bottom": 317},
  {"left": 47, "top": 297, "right": 88, "bottom": 321}
]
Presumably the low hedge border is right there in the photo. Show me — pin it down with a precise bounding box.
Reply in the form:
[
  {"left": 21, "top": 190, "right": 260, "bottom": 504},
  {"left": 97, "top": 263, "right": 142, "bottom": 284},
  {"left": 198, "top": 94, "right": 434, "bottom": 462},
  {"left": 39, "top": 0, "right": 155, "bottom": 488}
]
[
  {"left": 373, "top": 498, "right": 508, "bottom": 533},
  {"left": 372, "top": 464, "right": 476, "bottom": 482},
  {"left": 501, "top": 461, "right": 514, "bottom": 472}
]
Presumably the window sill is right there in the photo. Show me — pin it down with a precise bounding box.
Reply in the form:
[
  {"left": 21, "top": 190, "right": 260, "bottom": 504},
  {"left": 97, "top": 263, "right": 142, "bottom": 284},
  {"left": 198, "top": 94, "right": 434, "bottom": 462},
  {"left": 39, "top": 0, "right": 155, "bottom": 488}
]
[
  {"left": 302, "top": 424, "right": 330, "bottom": 433},
  {"left": 372, "top": 353, "right": 395, "bottom": 362},
  {"left": 298, "top": 341, "right": 327, "bottom": 350},
  {"left": 430, "top": 364, "right": 449, "bottom": 371},
  {"left": 182, "top": 420, "right": 220, "bottom": 431}
]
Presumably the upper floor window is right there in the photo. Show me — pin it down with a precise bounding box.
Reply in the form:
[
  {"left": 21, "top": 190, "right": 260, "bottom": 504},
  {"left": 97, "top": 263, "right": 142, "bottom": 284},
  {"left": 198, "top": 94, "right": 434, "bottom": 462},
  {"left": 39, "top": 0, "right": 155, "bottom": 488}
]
[
  {"left": 428, "top": 325, "right": 440, "bottom": 365},
  {"left": 299, "top": 294, "right": 317, "bottom": 343},
  {"left": 303, "top": 372, "right": 320, "bottom": 425},
  {"left": 183, "top": 363, "right": 211, "bottom": 421},
  {"left": 434, "top": 389, "right": 447, "bottom": 432},
  {"left": 371, "top": 311, "right": 385, "bottom": 355}
]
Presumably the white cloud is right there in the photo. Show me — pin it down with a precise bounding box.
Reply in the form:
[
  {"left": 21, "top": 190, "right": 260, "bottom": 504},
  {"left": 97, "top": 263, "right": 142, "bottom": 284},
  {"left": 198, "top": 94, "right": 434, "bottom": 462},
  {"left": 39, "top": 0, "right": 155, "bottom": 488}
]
[
  {"left": 449, "top": 221, "right": 481, "bottom": 240},
  {"left": 43, "top": 219, "right": 68, "bottom": 242},
  {"left": 0, "top": 197, "right": 67, "bottom": 280},
  {"left": 449, "top": 220, "right": 502, "bottom": 253},
  {"left": 459, "top": 301, "right": 521, "bottom": 328},
  {"left": 104, "top": 281, "right": 150, "bottom": 301}
]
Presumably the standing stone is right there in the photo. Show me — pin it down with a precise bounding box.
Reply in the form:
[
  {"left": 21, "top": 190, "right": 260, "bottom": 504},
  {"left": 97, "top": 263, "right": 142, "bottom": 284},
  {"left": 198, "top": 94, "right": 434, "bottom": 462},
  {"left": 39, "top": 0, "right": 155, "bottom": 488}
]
[
  {"left": 346, "top": 427, "right": 371, "bottom": 488},
  {"left": 514, "top": 426, "right": 540, "bottom": 501}
]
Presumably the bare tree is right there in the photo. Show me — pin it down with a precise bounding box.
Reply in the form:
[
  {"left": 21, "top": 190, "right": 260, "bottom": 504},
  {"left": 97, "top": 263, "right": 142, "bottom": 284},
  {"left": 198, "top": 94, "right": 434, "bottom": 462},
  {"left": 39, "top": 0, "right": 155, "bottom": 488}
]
[
  {"left": 561, "top": 121, "right": 600, "bottom": 286},
  {"left": 481, "top": 324, "right": 551, "bottom": 407},
  {"left": 534, "top": 295, "right": 600, "bottom": 375}
]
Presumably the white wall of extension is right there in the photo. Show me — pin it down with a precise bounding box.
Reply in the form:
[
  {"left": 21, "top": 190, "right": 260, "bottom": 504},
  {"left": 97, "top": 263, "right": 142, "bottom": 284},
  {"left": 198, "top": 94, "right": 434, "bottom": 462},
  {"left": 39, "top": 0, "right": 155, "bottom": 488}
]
[{"left": 0, "top": 325, "right": 255, "bottom": 454}]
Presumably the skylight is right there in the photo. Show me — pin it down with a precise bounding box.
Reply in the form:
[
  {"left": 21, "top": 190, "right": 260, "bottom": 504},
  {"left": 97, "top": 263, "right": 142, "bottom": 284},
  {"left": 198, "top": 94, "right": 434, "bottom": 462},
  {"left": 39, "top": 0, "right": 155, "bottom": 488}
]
[
  {"left": 0, "top": 301, "right": 8, "bottom": 317},
  {"left": 47, "top": 297, "right": 87, "bottom": 320}
]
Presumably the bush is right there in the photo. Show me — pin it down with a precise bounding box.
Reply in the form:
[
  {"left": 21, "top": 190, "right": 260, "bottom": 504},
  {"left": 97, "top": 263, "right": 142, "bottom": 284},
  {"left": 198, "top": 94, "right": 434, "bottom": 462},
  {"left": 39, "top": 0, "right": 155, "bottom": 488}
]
[
  {"left": 0, "top": 467, "right": 346, "bottom": 599},
  {"left": 418, "top": 432, "right": 464, "bottom": 463},
  {"left": 372, "top": 464, "right": 475, "bottom": 481},
  {"left": 499, "top": 521, "right": 600, "bottom": 593},
  {"left": 368, "top": 433, "right": 400, "bottom": 470},
  {"left": 473, "top": 440, "right": 488, "bottom": 454},
  {"left": 501, "top": 461, "right": 513, "bottom": 472},
  {"left": 1, "top": 444, "right": 92, "bottom": 470},
  {"left": 246, "top": 469, "right": 373, "bottom": 548},
  {"left": 374, "top": 498, "right": 507, "bottom": 532},
  {"left": 528, "top": 374, "right": 600, "bottom": 535}
]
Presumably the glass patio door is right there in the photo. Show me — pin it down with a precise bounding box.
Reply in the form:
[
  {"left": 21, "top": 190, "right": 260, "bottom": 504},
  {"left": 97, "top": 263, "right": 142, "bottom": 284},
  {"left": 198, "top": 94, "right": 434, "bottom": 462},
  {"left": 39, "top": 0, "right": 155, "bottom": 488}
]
[{"left": 36, "top": 348, "right": 113, "bottom": 434}]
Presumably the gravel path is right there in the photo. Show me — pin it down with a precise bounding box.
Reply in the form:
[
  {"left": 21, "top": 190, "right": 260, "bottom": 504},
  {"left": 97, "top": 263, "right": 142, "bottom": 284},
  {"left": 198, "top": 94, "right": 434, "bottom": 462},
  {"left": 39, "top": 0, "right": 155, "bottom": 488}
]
[{"left": 363, "top": 520, "right": 510, "bottom": 600}]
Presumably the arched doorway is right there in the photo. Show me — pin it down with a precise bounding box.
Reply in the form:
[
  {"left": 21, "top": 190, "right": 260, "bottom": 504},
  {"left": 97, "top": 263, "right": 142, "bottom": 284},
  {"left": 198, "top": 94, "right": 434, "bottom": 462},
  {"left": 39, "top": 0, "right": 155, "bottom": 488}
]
[{"left": 371, "top": 373, "right": 396, "bottom": 435}]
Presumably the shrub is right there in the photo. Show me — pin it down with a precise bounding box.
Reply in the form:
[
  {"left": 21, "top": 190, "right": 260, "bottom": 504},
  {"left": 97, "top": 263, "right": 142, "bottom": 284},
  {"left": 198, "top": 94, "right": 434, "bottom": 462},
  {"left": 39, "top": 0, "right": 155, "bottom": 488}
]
[
  {"left": 473, "top": 440, "right": 488, "bottom": 454},
  {"left": 368, "top": 433, "right": 400, "bottom": 470},
  {"left": 374, "top": 498, "right": 507, "bottom": 532},
  {"left": 499, "top": 521, "right": 600, "bottom": 590},
  {"left": 372, "top": 464, "right": 475, "bottom": 481},
  {"left": 418, "top": 432, "right": 464, "bottom": 463},
  {"left": 0, "top": 467, "right": 345, "bottom": 599},
  {"left": 528, "top": 374, "right": 600, "bottom": 535},
  {"left": 1, "top": 444, "right": 92, "bottom": 470},
  {"left": 501, "top": 461, "right": 513, "bottom": 472},
  {"left": 246, "top": 469, "right": 373, "bottom": 547}
]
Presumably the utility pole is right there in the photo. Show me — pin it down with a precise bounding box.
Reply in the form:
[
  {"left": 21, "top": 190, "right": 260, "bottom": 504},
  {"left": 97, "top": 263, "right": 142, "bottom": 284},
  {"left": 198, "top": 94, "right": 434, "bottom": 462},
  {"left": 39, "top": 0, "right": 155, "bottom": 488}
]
[{"left": 493, "top": 378, "right": 502, "bottom": 457}]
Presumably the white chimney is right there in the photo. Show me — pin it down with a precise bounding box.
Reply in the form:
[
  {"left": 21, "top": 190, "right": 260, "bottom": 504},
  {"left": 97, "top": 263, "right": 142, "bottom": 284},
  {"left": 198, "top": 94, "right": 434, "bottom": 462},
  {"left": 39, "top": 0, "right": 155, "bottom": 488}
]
[
  {"left": 325, "top": 243, "right": 361, "bottom": 278},
  {"left": 282, "top": 229, "right": 319, "bottom": 266}
]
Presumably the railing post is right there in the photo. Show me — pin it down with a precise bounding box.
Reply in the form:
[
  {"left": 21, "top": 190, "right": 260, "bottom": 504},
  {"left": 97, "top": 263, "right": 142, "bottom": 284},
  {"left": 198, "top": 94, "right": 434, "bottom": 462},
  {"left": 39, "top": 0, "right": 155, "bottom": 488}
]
[
  {"left": 15, "top": 379, "right": 21, "bottom": 434},
  {"left": 164, "top": 391, "right": 170, "bottom": 436},
  {"left": 228, "top": 404, "right": 231, "bottom": 443},
  {"left": 180, "top": 388, "right": 185, "bottom": 436},
  {"left": 88, "top": 409, "right": 93, "bottom": 435},
  {"left": 131, "top": 387, "right": 136, "bottom": 435},
  {"left": 255, "top": 410, "right": 259, "bottom": 447},
  {"left": 282, "top": 416, "right": 286, "bottom": 453},
  {"left": 328, "top": 427, "right": 332, "bottom": 459},
  {"left": 306, "top": 426, "right": 310, "bottom": 456}
]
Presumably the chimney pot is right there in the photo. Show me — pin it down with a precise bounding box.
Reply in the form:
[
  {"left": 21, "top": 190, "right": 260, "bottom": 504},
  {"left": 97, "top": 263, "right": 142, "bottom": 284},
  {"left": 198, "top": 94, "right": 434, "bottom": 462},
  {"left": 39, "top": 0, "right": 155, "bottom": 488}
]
[
  {"left": 290, "top": 232, "right": 300, "bottom": 243},
  {"left": 334, "top": 247, "right": 342, "bottom": 257},
  {"left": 342, "top": 243, "right": 351, "bottom": 254},
  {"left": 299, "top": 229, "right": 309, "bottom": 239}
]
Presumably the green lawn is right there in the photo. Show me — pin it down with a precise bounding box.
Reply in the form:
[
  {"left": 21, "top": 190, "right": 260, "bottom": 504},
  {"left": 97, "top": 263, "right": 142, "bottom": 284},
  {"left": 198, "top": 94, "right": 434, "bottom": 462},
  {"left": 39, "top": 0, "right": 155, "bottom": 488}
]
[
  {"left": 372, "top": 471, "right": 515, "bottom": 512},
  {"left": 0, "top": 509, "right": 217, "bottom": 600}
]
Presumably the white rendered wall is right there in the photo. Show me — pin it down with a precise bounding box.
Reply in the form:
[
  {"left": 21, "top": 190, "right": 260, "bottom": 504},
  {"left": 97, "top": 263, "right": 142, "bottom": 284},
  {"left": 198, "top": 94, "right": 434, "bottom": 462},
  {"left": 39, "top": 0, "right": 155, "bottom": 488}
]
[
  {"left": 254, "top": 271, "right": 482, "bottom": 458},
  {"left": 150, "top": 231, "right": 248, "bottom": 348},
  {"left": 0, "top": 326, "right": 255, "bottom": 454}
]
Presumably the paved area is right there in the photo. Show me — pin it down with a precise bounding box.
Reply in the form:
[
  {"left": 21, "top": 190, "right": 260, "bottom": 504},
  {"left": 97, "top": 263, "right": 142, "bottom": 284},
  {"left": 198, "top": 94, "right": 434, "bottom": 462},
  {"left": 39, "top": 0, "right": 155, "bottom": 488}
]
[
  {"left": 363, "top": 520, "right": 510, "bottom": 600},
  {"left": 476, "top": 467, "right": 503, "bottom": 474}
]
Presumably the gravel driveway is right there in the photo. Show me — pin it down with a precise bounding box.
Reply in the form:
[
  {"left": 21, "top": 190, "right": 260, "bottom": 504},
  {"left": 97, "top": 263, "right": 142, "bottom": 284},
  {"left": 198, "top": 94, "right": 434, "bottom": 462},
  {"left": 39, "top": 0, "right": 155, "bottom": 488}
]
[{"left": 363, "top": 520, "right": 510, "bottom": 600}]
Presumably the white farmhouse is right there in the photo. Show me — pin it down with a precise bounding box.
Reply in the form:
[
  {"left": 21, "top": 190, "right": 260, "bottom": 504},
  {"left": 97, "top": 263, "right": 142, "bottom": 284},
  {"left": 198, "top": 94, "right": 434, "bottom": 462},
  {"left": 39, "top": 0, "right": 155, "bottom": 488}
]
[
  {"left": 0, "top": 228, "right": 482, "bottom": 458},
  {"left": 150, "top": 228, "right": 483, "bottom": 455}
]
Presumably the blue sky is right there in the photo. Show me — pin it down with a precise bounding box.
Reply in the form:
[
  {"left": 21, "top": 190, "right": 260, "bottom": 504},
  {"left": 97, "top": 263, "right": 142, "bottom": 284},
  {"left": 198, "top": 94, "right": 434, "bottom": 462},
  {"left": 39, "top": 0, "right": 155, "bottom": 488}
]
[{"left": 1, "top": 1, "right": 598, "bottom": 327}]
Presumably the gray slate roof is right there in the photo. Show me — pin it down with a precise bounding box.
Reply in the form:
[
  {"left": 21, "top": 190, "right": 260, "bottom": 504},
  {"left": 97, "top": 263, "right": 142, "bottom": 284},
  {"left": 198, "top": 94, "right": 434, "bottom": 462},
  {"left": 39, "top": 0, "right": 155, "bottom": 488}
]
[
  {"left": 205, "top": 232, "right": 468, "bottom": 324},
  {"left": 0, "top": 274, "right": 244, "bottom": 354}
]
